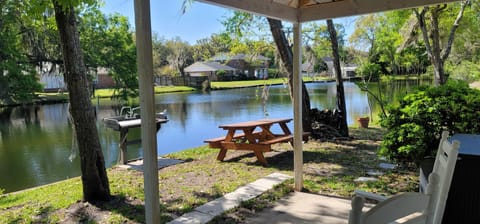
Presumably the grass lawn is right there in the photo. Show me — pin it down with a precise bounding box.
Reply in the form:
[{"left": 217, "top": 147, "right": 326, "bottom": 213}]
[
  {"left": 210, "top": 77, "right": 331, "bottom": 89},
  {"left": 0, "top": 127, "right": 418, "bottom": 223},
  {"left": 95, "top": 86, "right": 196, "bottom": 98},
  {"left": 25, "top": 78, "right": 338, "bottom": 107},
  {"left": 210, "top": 78, "right": 290, "bottom": 89}
]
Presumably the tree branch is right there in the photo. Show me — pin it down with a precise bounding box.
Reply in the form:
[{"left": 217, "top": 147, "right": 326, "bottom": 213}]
[
  {"left": 414, "top": 8, "right": 433, "bottom": 59},
  {"left": 434, "top": 4, "right": 448, "bottom": 13},
  {"left": 441, "top": 0, "right": 470, "bottom": 62}
]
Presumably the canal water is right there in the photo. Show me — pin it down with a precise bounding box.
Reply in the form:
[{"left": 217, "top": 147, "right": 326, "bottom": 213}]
[{"left": 0, "top": 81, "right": 426, "bottom": 193}]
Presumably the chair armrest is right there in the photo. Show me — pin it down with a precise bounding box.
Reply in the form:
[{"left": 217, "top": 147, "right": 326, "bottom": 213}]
[
  {"left": 362, "top": 192, "right": 429, "bottom": 224},
  {"left": 354, "top": 189, "right": 388, "bottom": 202},
  {"left": 391, "top": 212, "right": 426, "bottom": 224}
]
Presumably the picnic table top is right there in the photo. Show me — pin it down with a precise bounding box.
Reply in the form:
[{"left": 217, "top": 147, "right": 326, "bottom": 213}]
[{"left": 219, "top": 118, "right": 292, "bottom": 129}]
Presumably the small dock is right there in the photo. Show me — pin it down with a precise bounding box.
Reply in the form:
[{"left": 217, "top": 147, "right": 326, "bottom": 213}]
[{"left": 103, "top": 107, "right": 168, "bottom": 164}]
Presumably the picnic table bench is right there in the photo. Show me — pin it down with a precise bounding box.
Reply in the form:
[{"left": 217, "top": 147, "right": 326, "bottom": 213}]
[{"left": 204, "top": 118, "right": 309, "bottom": 165}]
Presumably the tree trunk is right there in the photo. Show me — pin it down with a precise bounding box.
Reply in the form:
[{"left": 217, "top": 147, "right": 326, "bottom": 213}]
[
  {"left": 430, "top": 7, "right": 446, "bottom": 85},
  {"left": 53, "top": 1, "right": 110, "bottom": 202},
  {"left": 415, "top": 1, "right": 469, "bottom": 85},
  {"left": 267, "top": 18, "right": 312, "bottom": 133},
  {"left": 327, "top": 19, "right": 349, "bottom": 137}
]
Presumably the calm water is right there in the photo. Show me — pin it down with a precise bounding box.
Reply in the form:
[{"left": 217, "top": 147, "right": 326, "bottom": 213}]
[{"left": 0, "top": 81, "right": 427, "bottom": 193}]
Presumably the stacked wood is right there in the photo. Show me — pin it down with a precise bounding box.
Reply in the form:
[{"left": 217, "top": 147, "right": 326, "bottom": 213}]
[{"left": 310, "top": 108, "right": 350, "bottom": 140}]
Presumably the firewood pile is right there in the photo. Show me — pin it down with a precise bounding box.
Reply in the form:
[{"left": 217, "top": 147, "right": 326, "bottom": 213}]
[{"left": 310, "top": 108, "right": 349, "bottom": 140}]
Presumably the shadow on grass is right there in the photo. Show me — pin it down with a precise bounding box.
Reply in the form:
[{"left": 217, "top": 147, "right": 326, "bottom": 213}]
[{"left": 60, "top": 195, "right": 150, "bottom": 223}]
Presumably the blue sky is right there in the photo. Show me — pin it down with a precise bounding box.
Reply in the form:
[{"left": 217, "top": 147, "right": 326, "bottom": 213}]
[
  {"left": 101, "top": 0, "right": 231, "bottom": 44},
  {"left": 101, "top": 0, "right": 356, "bottom": 45}
]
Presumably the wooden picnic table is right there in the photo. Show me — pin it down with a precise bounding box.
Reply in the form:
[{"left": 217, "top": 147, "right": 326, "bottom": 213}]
[{"left": 204, "top": 118, "right": 308, "bottom": 165}]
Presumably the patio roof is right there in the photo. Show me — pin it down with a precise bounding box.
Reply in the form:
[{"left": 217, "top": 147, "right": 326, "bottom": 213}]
[
  {"left": 196, "top": 0, "right": 461, "bottom": 23},
  {"left": 133, "top": 0, "right": 462, "bottom": 222}
]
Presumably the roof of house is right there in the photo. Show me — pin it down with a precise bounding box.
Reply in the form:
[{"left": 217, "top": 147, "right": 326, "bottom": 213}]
[
  {"left": 301, "top": 62, "right": 314, "bottom": 72},
  {"left": 184, "top": 61, "right": 237, "bottom": 73},
  {"left": 210, "top": 53, "right": 270, "bottom": 62}
]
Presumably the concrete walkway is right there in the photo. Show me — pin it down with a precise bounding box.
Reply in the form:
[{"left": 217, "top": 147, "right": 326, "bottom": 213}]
[
  {"left": 244, "top": 192, "right": 352, "bottom": 224},
  {"left": 168, "top": 173, "right": 292, "bottom": 224},
  {"left": 167, "top": 172, "right": 360, "bottom": 224}
]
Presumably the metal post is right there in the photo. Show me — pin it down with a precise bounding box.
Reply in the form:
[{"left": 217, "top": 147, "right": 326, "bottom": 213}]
[
  {"left": 119, "top": 129, "right": 128, "bottom": 164},
  {"left": 133, "top": 0, "right": 160, "bottom": 223},
  {"left": 293, "top": 22, "right": 303, "bottom": 191}
]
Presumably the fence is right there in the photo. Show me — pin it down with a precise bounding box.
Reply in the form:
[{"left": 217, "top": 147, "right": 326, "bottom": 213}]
[{"left": 155, "top": 75, "right": 208, "bottom": 88}]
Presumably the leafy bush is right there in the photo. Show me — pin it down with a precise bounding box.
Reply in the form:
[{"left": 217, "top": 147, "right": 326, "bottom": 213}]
[
  {"left": 268, "top": 68, "right": 280, "bottom": 78},
  {"left": 447, "top": 60, "right": 480, "bottom": 83},
  {"left": 380, "top": 80, "right": 480, "bottom": 165},
  {"left": 216, "top": 69, "right": 226, "bottom": 78}
]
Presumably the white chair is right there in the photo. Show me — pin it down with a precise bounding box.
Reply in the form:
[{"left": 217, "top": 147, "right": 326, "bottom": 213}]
[{"left": 349, "top": 131, "right": 460, "bottom": 224}]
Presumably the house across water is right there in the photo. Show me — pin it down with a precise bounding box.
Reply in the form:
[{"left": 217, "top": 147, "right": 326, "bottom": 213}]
[{"left": 183, "top": 53, "right": 270, "bottom": 87}]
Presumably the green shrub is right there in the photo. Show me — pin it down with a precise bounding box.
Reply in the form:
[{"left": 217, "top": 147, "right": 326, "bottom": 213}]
[
  {"left": 447, "top": 60, "right": 480, "bottom": 83},
  {"left": 356, "top": 62, "right": 381, "bottom": 82},
  {"left": 380, "top": 80, "right": 480, "bottom": 165},
  {"left": 267, "top": 68, "right": 280, "bottom": 78},
  {"left": 216, "top": 70, "right": 227, "bottom": 80}
]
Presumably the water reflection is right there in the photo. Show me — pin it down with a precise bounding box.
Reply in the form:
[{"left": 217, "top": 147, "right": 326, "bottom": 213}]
[{"left": 0, "top": 81, "right": 425, "bottom": 192}]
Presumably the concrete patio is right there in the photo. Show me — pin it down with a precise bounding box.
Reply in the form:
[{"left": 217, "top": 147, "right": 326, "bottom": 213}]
[
  {"left": 167, "top": 172, "right": 361, "bottom": 224},
  {"left": 244, "top": 192, "right": 352, "bottom": 224}
]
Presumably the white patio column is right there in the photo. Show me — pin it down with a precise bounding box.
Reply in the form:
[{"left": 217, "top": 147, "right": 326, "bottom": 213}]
[
  {"left": 293, "top": 22, "right": 303, "bottom": 191},
  {"left": 134, "top": 0, "right": 160, "bottom": 223}
]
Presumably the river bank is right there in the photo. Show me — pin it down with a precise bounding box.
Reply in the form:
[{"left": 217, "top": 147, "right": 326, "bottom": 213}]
[
  {"left": 0, "top": 127, "right": 418, "bottom": 223},
  {"left": 0, "top": 77, "right": 332, "bottom": 107}
]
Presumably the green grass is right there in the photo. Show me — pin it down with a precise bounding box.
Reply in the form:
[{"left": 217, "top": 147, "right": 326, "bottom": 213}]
[
  {"left": 35, "top": 92, "right": 69, "bottom": 101},
  {"left": 0, "top": 126, "right": 418, "bottom": 223},
  {"left": 210, "top": 78, "right": 290, "bottom": 89},
  {"left": 27, "top": 78, "right": 336, "bottom": 107},
  {"left": 0, "top": 178, "right": 83, "bottom": 223},
  {"left": 210, "top": 77, "right": 331, "bottom": 89},
  {"left": 94, "top": 86, "right": 195, "bottom": 98},
  {"left": 154, "top": 86, "right": 196, "bottom": 93}
]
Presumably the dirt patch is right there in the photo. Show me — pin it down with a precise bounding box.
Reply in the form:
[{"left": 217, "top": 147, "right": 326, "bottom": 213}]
[{"left": 59, "top": 196, "right": 144, "bottom": 223}]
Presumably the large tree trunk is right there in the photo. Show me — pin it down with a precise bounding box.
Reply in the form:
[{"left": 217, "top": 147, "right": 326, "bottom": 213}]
[
  {"left": 267, "top": 18, "right": 312, "bottom": 133},
  {"left": 53, "top": 1, "right": 110, "bottom": 202},
  {"left": 327, "top": 19, "right": 349, "bottom": 137},
  {"left": 415, "top": 1, "right": 469, "bottom": 85}
]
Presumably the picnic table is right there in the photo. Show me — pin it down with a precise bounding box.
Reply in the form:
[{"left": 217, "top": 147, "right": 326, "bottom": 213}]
[{"left": 204, "top": 118, "right": 308, "bottom": 165}]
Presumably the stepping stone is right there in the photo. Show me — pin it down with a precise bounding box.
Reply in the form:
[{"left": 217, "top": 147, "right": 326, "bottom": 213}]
[
  {"left": 118, "top": 157, "right": 183, "bottom": 172},
  {"left": 354, "top": 177, "right": 379, "bottom": 182},
  {"left": 379, "top": 163, "right": 397, "bottom": 170},
  {"left": 366, "top": 170, "right": 384, "bottom": 176}
]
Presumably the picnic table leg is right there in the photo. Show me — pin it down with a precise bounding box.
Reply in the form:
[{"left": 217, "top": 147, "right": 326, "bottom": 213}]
[
  {"left": 258, "top": 124, "right": 275, "bottom": 140},
  {"left": 216, "top": 148, "right": 228, "bottom": 161},
  {"left": 217, "top": 129, "right": 235, "bottom": 162},
  {"left": 279, "top": 122, "right": 292, "bottom": 135},
  {"left": 253, "top": 149, "right": 268, "bottom": 165}
]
